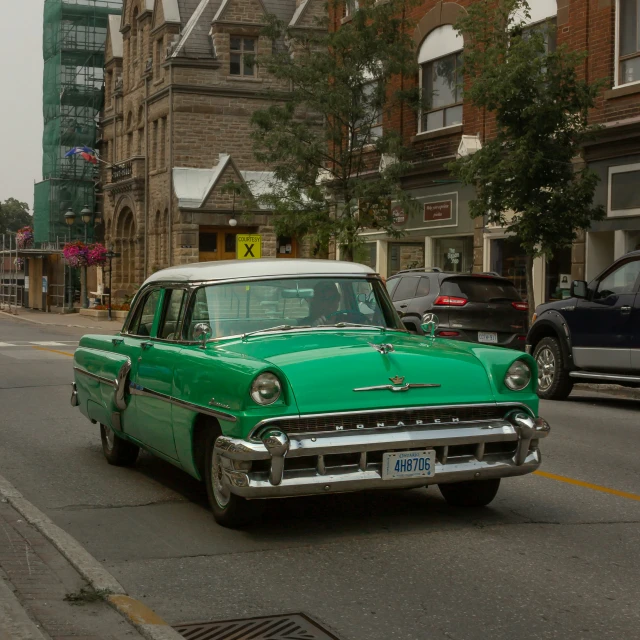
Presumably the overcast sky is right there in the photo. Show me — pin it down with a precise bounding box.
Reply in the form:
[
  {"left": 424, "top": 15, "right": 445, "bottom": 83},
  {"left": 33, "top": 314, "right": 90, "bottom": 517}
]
[{"left": 0, "top": 2, "right": 44, "bottom": 210}]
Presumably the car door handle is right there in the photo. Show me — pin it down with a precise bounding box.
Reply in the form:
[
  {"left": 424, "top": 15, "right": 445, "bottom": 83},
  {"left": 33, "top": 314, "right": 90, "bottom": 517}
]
[
  {"left": 141, "top": 342, "right": 154, "bottom": 350},
  {"left": 399, "top": 304, "right": 408, "bottom": 308},
  {"left": 621, "top": 306, "right": 632, "bottom": 314}
]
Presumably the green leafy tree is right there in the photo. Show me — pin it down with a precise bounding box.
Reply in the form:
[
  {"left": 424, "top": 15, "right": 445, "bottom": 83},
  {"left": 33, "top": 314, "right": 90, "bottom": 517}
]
[
  {"left": 0, "top": 198, "right": 32, "bottom": 236},
  {"left": 449, "top": 0, "right": 604, "bottom": 314},
  {"left": 246, "top": 0, "right": 420, "bottom": 260}
]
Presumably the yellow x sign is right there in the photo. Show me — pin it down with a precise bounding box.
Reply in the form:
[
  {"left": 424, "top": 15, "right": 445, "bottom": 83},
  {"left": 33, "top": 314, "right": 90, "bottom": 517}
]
[{"left": 236, "top": 234, "right": 262, "bottom": 259}]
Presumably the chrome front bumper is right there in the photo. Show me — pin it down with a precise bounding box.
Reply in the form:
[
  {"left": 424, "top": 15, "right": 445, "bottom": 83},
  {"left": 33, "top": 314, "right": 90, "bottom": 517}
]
[{"left": 215, "top": 412, "right": 550, "bottom": 499}]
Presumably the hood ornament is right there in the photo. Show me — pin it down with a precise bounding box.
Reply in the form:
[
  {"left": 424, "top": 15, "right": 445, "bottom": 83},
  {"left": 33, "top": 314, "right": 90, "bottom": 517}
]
[
  {"left": 390, "top": 375, "right": 404, "bottom": 385},
  {"left": 369, "top": 342, "right": 395, "bottom": 355}
]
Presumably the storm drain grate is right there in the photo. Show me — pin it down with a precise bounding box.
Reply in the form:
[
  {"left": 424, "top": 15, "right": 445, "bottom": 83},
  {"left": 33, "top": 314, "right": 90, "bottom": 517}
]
[{"left": 174, "top": 613, "right": 341, "bottom": 640}]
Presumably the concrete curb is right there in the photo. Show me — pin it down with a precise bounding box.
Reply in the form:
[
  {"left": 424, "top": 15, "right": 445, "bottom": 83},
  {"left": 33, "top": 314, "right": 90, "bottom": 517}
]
[{"left": 0, "top": 474, "right": 184, "bottom": 640}]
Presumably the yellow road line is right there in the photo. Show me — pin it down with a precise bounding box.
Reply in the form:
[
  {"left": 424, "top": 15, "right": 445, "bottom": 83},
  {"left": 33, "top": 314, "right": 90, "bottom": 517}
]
[
  {"left": 534, "top": 470, "right": 640, "bottom": 503},
  {"left": 32, "top": 346, "right": 74, "bottom": 357}
]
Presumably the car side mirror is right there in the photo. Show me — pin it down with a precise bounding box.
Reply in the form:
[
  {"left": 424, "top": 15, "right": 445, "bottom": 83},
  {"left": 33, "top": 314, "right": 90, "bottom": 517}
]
[
  {"left": 193, "top": 323, "right": 212, "bottom": 349},
  {"left": 421, "top": 313, "right": 439, "bottom": 337},
  {"left": 571, "top": 280, "right": 588, "bottom": 299}
]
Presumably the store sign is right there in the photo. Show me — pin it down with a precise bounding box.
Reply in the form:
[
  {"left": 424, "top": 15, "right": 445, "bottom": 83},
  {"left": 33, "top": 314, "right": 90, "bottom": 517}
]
[
  {"left": 424, "top": 200, "right": 453, "bottom": 222},
  {"left": 392, "top": 205, "right": 408, "bottom": 226}
]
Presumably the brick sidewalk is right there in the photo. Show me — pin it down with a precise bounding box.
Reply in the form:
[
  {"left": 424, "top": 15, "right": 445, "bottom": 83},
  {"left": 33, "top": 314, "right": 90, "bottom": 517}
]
[
  {"left": 0, "top": 307, "right": 122, "bottom": 332},
  {"left": 0, "top": 500, "right": 142, "bottom": 640}
]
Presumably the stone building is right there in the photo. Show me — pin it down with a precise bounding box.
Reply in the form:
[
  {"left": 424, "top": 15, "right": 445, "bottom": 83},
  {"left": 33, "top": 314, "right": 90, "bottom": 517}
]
[
  {"left": 100, "top": 0, "right": 322, "bottom": 295},
  {"left": 352, "top": 0, "right": 640, "bottom": 306}
]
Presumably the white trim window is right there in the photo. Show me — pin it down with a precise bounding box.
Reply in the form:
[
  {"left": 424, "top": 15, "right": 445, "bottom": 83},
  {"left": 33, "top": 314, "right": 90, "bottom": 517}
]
[
  {"left": 418, "top": 25, "right": 464, "bottom": 133},
  {"left": 617, "top": 0, "right": 640, "bottom": 86},
  {"left": 608, "top": 163, "right": 640, "bottom": 217},
  {"left": 354, "top": 79, "right": 383, "bottom": 146},
  {"left": 515, "top": 0, "right": 557, "bottom": 53}
]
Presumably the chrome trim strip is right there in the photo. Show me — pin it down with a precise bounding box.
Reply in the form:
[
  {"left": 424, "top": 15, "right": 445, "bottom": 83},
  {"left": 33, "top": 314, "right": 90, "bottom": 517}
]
[
  {"left": 129, "top": 382, "right": 238, "bottom": 423},
  {"left": 354, "top": 383, "right": 441, "bottom": 392},
  {"left": 569, "top": 371, "right": 640, "bottom": 383},
  {"left": 249, "top": 402, "right": 534, "bottom": 440},
  {"left": 73, "top": 366, "right": 116, "bottom": 388}
]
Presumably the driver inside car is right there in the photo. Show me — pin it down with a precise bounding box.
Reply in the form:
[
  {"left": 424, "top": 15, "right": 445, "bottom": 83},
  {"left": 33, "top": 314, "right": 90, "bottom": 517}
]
[{"left": 306, "top": 281, "right": 341, "bottom": 326}]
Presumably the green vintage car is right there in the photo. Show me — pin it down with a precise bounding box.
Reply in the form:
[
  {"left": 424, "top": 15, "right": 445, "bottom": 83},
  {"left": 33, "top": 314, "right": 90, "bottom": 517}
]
[{"left": 71, "top": 259, "right": 550, "bottom": 527}]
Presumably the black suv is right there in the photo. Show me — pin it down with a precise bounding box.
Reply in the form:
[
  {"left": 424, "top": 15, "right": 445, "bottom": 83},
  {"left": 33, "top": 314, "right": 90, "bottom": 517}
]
[
  {"left": 527, "top": 250, "right": 640, "bottom": 400},
  {"left": 386, "top": 269, "right": 529, "bottom": 350}
]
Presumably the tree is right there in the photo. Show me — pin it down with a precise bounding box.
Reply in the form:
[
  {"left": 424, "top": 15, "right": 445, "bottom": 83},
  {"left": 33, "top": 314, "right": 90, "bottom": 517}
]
[
  {"left": 246, "top": 0, "right": 420, "bottom": 260},
  {"left": 0, "top": 198, "right": 32, "bottom": 237},
  {"left": 448, "top": 0, "right": 604, "bottom": 315}
]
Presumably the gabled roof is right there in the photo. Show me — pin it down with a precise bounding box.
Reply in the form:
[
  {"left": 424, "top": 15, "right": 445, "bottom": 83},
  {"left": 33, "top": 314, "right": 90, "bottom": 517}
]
[{"left": 173, "top": 155, "right": 281, "bottom": 209}]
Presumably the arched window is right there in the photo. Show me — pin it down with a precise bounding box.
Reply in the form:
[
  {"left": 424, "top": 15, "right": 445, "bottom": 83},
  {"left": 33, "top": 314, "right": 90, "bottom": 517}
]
[
  {"left": 126, "top": 111, "right": 134, "bottom": 159},
  {"left": 137, "top": 105, "right": 144, "bottom": 155},
  {"left": 418, "top": 25, "right": 464, "bottom": 133}
]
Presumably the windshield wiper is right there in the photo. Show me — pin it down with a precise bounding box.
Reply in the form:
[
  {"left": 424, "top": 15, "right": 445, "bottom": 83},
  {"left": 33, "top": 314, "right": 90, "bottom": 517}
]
[
  {"left": 241, "top": 325, "right": 310, "bottom": 341},
  {"left": 327, "top": 322, "right": 387, "bottom": 331}
]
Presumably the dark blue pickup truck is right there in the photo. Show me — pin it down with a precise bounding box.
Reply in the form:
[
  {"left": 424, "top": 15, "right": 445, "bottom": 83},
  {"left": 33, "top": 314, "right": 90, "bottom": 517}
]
[{"left": 527, "top": 250, "right": 640, "bottom": 400}]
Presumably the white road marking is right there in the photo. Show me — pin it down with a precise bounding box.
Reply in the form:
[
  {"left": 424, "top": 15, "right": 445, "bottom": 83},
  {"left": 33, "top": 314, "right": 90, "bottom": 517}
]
[
  {"left": 0, "top": 341, "right": 78, "bottom": 348},
  {"left": 0, "top": 342, "right": 16, "bottom": 347},
  {"left": 29, "top": 341, "right": 68, "bottom": 346}
]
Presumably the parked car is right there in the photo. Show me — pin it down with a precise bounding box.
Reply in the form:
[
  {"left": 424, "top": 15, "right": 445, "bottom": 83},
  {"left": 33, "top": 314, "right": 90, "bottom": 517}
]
[
  {"left": 386, "top": 269, "right": 529, "bottom": 349},
  {"left": 527, "top": 250, "right": 640, "bottom": 400},
  {"left": 71, "top": 259, "right": 550, "bottom": 527}
]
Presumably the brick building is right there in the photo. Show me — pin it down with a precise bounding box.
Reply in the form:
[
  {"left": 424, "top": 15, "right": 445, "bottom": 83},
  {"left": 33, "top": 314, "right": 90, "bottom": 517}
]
[
  {"left": 100, "top": 0, "right": 321, "bottom": 295},
  {"left": 352, "top": 0, "right": 640, "bottom": 306}
]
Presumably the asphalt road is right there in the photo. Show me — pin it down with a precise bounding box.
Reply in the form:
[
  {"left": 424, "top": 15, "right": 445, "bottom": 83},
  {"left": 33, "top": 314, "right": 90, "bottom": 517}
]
[{"left": 1, "top": 313, "right": 639, "bottom": 640}]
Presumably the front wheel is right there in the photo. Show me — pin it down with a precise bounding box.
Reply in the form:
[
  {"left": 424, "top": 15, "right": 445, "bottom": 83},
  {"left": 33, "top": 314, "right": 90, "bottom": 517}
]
[
  {"left": 100, "top": 424, "right": 139, "bottom": 466},
  {"left": 439, "top": 478, "right": 501, "bottom": 507},
  {"left": 533, "top": 336, "right": 573, "bottom": 400},
  {"left": 204, "top": 427, "right": 264, "bottom": 528}
]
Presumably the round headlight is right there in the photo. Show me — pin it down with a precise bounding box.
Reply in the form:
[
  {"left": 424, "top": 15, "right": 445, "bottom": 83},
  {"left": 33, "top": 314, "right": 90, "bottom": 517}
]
[
  {"left": 504, "top": 360, "right": 532, "bottom": 391},
  {"left": 250, "top": 373, "right": 282, "bottom": 405}
]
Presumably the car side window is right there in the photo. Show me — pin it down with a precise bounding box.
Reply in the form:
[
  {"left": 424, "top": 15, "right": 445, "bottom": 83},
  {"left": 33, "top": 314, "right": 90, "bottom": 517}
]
[
  {"left": 128, "top": 289, "right": 161, "bottom": 337},
  {"left": 595, "top": 260, "right": 640, "bottom": 300},
  {"left": 392, "top": 277, "right": 420, "bottom": 302},
  {"left": 386, "top": 278, "right": 400, "bottom": 298},
  {"left": 158, "top": 289, "right": 187, "bottom": 340},
  {"left": 415, "top": 277, "right": 430, "bottom": 297}
]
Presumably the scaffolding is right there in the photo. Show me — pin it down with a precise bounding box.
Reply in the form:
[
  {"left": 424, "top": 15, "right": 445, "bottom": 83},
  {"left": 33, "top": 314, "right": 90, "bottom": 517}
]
[{"left": 35, "top": 0, "right": 122, "bottom": 245}]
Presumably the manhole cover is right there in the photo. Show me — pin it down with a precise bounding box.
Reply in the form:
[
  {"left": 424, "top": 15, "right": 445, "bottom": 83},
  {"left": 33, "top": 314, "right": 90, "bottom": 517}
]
[{"left": 174, "top": 613, "right": 340, "bottom": 640}]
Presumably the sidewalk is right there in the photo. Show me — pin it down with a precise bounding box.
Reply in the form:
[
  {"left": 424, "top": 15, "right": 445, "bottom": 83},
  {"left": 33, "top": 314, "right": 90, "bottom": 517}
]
[
  {"left": 0, "top": 307, "right": 122, "bottom": 332},
  {"left": 0, "top": 499, "right": 142, "bottom": 640}
]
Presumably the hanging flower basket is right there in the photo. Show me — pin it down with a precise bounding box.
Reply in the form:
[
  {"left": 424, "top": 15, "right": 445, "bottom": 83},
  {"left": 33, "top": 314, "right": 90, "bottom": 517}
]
[
  {"left": 16, "top": 226, "right": 34, "bottom": 249},
  {"left": 63, "top": 241, "right": 108, "bottom": 268}
]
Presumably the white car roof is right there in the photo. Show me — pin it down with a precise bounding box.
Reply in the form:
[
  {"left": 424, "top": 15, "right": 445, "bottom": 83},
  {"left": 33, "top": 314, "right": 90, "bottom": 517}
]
[{"left": 143, "top": 259, "right": 377, "bottom": 285}]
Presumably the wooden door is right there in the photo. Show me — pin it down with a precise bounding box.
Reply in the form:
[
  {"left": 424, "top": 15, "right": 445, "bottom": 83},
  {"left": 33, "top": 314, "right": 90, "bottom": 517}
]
[{"left": 199, "top": 227, "right": 254, "bottom": 262}]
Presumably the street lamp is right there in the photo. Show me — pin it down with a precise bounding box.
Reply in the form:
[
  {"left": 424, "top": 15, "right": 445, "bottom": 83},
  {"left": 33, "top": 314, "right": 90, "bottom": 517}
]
[
  {"left": 81, "top": 205, "right": 93, "bottom": 242},
  {"left": 105, "top": 246, "right": 121, "bottom": 321}
]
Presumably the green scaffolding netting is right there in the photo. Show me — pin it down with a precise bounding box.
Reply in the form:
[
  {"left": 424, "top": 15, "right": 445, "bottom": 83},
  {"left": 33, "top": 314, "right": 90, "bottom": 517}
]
[{"left": 36, "top": 0, "right": 122, "bottom": 244}]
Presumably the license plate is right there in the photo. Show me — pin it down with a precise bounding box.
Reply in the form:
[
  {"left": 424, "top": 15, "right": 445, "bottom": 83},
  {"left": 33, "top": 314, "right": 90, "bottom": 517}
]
[
  {"left": 478, "top": 331, "right": 498, "bottom": 344},
  {"left": 382, "top": 450, "right": 436, "bottom": 480}
]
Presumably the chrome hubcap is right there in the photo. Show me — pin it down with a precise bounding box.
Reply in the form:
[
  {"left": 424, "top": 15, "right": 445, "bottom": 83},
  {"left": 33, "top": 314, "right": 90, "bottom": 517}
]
[
  {"left": 536, "top": 347, "right": 556, "bottom": 392},
  {"left": 212, "top": 452, "right": 231, "bottom": 508},
  {"left": 103, "top": 424, "right": 115, "bottom": 451}
]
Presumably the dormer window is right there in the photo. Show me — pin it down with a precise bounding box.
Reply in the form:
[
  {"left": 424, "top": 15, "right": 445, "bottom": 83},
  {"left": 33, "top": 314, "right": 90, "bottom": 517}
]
[{"left": 230, "top": 37, "right": 256, "bottom": 77}]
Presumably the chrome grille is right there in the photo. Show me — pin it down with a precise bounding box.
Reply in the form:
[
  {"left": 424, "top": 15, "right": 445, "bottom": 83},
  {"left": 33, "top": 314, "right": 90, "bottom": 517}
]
[{"left": 259, "top": 405, "right": 507, "bottom": 437}]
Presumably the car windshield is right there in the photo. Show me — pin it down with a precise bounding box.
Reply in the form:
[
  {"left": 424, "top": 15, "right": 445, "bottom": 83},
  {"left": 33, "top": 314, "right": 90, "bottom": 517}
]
[
  {"left": 441, "top": 277, "right": 521, "bottom": 303},
  {"left": 183, "top": 277, "right": 404, "bottom": 340}
]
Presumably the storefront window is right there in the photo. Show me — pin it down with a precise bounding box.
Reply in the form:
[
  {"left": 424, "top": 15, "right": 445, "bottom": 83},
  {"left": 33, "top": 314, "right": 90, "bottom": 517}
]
[
  {"left": 388, "top": 243, "right": 425, "bottom": 275},
  {"left": 545, "top": 246, "right": 572, "bottom": 301},
  {"left": 491, "top": 237, "right": 528, "bottom": 300},
  {"left": 433, "top": 236, "right": 473, "bottom": 272},
  {"left": 356, "top": 243, "right": 377, "bottom": 269}
]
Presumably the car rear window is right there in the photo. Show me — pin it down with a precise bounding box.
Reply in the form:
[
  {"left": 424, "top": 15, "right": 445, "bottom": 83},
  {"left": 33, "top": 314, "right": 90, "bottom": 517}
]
[
  {"left": 392, "top": 277, "right": 420, "bottom": 301},
  {"left": 441, "top": 277, "right": 521, "bottom": 303}
]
